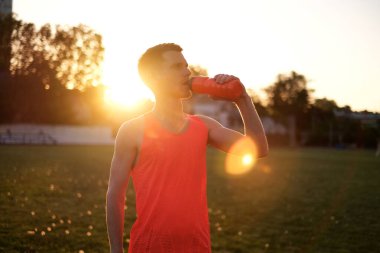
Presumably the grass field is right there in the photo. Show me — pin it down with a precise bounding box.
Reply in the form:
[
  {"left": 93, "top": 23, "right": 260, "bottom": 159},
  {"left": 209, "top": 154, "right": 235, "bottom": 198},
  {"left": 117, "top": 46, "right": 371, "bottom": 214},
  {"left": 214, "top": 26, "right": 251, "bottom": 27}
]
[{"left": 0, "top": 146, "right": 379, "bottom": 253}]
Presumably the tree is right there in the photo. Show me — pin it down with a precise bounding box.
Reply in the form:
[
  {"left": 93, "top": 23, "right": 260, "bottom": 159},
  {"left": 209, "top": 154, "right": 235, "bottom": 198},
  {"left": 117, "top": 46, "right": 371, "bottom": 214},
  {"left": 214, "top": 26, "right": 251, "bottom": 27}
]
[
  {"left": 0, "top": 13, "right": 17, "bottom": 73},
  {"left": 0, "top": 16, "right": 106, "bottom": 124},
  {"left": 265, "top": 71, "right": 313, "bottom": 117},
  {"left": 10, "top": 18, "right": 104, "bottom": 90},
  {"left": 246, "top": 88, "right": 268, "bottom": 117},
  {"left": 265, "top": 71, "right": 314, "bottom": 146},
  {"left": 309, "top": 98, "right": 338, "bottom": 146},
  {"left": 51, "top": 24, "right": 104, "bottom": 90},
  {"left": 10, "top": 22, "right": 62, "bottom": 90},
  {"left": 189, "top": 64, "right": 208, "bottom": 77}
]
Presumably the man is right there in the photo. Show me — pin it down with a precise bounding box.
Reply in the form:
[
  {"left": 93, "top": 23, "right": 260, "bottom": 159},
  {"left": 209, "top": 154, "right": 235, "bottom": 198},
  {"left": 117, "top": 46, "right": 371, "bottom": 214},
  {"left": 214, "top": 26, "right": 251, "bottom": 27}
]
[{"left": 106, "top": 43, "right": 268, "bottom": 253}]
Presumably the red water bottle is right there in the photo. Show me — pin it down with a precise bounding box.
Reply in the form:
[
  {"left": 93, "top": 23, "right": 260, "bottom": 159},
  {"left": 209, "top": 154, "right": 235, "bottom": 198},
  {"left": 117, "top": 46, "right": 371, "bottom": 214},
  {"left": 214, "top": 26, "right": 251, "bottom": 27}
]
[{"left": 190, "top": 76, "right": 243, "bottom": 100}]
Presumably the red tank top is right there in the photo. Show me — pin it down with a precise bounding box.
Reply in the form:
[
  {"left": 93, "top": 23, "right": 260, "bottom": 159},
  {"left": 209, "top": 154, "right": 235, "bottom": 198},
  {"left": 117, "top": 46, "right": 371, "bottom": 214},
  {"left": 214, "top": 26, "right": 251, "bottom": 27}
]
[{"left": 129, "top": 114, "right": 211, "bottom": 253}]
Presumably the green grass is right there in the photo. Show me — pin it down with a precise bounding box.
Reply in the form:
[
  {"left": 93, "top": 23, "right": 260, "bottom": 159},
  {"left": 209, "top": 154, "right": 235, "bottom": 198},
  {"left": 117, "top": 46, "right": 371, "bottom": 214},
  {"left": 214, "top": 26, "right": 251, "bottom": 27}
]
[{"left": 0, "top": 146, "right": 379, "bottom": 253}]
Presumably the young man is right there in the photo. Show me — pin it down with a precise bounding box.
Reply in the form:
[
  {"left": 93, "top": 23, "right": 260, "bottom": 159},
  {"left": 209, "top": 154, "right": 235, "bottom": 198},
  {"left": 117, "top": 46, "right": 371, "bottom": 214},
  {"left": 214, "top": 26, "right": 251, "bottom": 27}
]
[{"left": 106, "top": 43, "right": 268, "bottom": 253}]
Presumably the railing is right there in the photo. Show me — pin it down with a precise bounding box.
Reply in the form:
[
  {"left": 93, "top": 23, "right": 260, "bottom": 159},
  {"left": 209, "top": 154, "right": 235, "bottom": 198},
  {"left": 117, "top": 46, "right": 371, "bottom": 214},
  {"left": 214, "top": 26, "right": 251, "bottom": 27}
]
[{"left": 0, "top": 131, "right": 57, "bottom": 145}]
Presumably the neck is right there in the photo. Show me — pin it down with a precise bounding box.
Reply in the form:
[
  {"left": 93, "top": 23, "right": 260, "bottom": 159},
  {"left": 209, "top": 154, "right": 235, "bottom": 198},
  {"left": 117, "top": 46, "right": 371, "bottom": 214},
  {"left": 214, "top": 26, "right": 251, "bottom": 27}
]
[
  {"left": 152, "top": 96, "right": 189, "bottom": 133},
  {"left": 153, "top": 96, "right": 185, "bottom": 120}
]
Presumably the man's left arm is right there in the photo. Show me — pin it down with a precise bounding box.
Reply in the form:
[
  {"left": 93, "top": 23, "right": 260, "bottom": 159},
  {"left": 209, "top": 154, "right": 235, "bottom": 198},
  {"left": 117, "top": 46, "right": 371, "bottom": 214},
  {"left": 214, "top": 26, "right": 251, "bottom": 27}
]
[
  {"left": 199, "top": 74, "right": 269, "bottom": 158},
  {"left": 234, "top": 89, "right": 269, "bottom": 157}
]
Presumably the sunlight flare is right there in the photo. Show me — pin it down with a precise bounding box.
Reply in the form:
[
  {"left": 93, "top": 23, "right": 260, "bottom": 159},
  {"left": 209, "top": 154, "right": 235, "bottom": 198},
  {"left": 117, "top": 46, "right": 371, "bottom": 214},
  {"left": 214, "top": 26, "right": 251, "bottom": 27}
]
[
  {"left": 104, "top": 86, "right": 153, "bottom": 109},
  {"left": 103, "top": 67, "right": 153, "bottom": 109},
  {"left": 242, "top": 154, "right": 254, "bottom": 166},
  {"left": 225, "top": 137, "right": 257, "bottom": 175}
]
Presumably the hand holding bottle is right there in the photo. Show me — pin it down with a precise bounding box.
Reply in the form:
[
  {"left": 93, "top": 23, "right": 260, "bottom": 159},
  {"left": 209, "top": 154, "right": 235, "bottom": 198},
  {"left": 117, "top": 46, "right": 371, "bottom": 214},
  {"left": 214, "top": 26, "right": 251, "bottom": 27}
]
[{"left": 190, "top": 74, "right": 244, "bottom": 101}]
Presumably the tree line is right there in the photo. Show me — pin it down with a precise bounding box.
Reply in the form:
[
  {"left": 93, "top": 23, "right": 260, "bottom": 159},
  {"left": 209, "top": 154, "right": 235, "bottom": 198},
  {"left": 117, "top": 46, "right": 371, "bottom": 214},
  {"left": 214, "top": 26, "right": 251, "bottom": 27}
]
[
  {"left": 1, "top": 15, "right": 379, "bottom": 148},
  {"left": 0, "top": 14, "right": 106, "bottom": 125},
  {"left": 255, "top": 71, "right": 379, "bottom": 148}
]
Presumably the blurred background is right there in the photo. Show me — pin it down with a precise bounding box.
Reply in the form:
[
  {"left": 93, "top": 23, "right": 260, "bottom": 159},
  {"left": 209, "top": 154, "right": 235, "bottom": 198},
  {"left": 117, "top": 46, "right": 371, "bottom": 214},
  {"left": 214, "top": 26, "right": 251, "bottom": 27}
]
[
  {"left": 1, "top": 0, "right": 379, "bottom": 147},
  {"left": 1, "top": 1, "right": 380, "bottom": 252}
]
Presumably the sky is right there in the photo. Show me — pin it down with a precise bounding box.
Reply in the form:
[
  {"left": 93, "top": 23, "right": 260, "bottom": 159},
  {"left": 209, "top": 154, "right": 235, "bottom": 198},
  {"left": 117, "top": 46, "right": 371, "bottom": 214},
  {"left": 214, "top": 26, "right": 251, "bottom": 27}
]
[{"left": 12, "top": 0, "right": 380, "bottom": 112}]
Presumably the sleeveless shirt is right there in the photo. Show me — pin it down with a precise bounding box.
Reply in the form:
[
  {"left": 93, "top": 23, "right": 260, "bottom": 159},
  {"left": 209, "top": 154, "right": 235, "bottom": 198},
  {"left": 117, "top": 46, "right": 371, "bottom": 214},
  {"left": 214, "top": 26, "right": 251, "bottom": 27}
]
[{"left": 129, "top": 114, "right": 211, "bottom": 253}]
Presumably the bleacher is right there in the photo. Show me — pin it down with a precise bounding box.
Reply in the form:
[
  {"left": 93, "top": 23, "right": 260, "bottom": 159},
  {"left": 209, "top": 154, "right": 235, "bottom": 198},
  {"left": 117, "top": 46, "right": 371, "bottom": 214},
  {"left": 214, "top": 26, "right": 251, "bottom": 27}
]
[
  {"left": 0, "top": 130, "right": 57, "bottom": 145},
  {"left": 0, "top": 124, "right": 114, "bottom": 145}
]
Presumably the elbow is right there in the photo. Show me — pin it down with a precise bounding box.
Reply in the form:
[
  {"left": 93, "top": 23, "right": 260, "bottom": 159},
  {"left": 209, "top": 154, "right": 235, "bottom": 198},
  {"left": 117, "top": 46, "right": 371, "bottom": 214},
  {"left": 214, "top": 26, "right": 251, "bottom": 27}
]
[
  {"left": 257, "top": 142, "right": 269, "bottom": 158},
  {"left": 257, "top": 149, "right": 269, "bottom": 158},
  {"left": 248, "top": 134, "right": 269, "bottom": 158}
]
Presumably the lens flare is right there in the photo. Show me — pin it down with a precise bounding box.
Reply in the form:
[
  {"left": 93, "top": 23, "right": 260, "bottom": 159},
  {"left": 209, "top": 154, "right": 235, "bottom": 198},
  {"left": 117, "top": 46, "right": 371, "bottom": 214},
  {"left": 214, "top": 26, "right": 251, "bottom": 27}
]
[
  {"left": 104, "top": 87, "right": 152, "bottom": 109},
  {"left": 225, "top": 137, "right": 257, "bottom": 175},
  {"left": 242, "top": 154, "right": 254, "bottom": 166}
]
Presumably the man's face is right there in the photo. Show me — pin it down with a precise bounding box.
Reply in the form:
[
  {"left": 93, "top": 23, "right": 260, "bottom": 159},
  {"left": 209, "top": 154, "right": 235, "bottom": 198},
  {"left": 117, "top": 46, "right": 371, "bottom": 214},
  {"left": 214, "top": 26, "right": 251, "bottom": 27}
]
[{"left": 153, "top": 50, "right": 192, "bottom": 99}]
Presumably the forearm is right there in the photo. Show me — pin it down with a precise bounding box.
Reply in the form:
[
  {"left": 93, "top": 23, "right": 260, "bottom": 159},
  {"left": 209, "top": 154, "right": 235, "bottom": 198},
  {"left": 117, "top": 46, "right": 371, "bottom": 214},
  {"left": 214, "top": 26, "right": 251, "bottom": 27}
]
[
  {"left": 106, "top": 191, "right": 126, "bottom": 253},
  {"left": 235, "top": 93, "right": 269, "bottom": 157}
]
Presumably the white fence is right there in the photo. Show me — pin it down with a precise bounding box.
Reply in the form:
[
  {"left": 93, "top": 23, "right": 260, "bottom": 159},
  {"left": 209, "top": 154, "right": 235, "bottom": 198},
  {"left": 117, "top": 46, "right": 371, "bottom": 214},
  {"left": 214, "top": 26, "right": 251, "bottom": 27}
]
[{"left": 0, "top": 124, "right": 115, "bottom": 145}]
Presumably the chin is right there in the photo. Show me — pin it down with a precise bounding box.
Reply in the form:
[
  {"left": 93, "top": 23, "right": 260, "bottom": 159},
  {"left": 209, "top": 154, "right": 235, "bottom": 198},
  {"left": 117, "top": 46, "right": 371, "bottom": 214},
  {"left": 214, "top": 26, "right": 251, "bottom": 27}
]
[{"left": 180, "top": 90, "right": 193, "bottom": 100}]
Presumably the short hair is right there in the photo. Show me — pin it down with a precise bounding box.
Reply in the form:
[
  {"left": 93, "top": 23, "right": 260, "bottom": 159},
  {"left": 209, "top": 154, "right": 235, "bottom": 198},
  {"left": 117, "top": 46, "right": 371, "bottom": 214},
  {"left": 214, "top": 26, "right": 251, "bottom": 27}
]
[{"left": 138, "top": 43, "right": 183, "bottom": 85}]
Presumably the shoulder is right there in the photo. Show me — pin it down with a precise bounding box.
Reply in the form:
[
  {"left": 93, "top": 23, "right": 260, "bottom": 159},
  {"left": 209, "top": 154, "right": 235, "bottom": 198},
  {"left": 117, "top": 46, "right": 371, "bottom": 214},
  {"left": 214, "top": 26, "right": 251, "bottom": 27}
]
[
  {"left": 116, "top": 113, "right": 149, "bottom": 145},
  {"left": 119, "top": 113, "right": 146, "bottom": 132},
  {"left": 192, "top": 114, "right": 224, "bottom": 130}
]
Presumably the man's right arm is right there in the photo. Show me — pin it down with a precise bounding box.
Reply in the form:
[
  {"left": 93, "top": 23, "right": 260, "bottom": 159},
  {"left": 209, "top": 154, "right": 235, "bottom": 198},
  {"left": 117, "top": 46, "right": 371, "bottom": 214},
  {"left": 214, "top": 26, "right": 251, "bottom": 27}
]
[{"left": 106, "top": 122, "right": 138, "bottom": 253}]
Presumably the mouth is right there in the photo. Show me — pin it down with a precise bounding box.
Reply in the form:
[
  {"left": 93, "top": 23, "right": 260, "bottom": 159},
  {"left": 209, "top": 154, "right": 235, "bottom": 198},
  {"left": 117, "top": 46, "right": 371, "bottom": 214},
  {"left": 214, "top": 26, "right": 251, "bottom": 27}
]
[{"left": 182, "top": 79, "right": 191, "bottom": 87}]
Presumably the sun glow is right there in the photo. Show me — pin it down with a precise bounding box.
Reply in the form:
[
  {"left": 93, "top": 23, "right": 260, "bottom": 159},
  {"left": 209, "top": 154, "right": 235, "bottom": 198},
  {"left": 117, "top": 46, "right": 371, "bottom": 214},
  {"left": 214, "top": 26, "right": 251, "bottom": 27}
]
[
  {"left": 102, "top": 57, "right": 154, "bottom": 108},
  {"left": 104, "top": 85, "right": 153, "bottom": 108},
  {"left": 225, "top": 137, "right": 257, "bottom": 175},
  {"left": 242, "top": 154, "right": 254, "bottom": 166}
]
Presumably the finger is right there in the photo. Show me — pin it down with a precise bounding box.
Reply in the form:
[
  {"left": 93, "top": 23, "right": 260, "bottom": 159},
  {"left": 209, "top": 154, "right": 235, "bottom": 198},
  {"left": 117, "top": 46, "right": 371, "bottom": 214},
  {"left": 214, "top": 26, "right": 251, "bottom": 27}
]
[
  {"left": 225, "top": 75, "right": 238, "bottom": 83},
  {"left": 213, "top": 74, "right": 225, "bottom": 84},
  {"left": 214, "top": 74, "right": 230, "bottom": 84}
]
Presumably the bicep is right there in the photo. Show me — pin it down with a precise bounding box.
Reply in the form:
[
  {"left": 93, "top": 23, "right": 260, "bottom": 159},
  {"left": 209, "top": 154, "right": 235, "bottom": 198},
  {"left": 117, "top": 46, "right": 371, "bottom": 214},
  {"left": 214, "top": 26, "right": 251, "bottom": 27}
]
[{"left": 200, "top": 116, "right": 245, "bottom": 153}]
